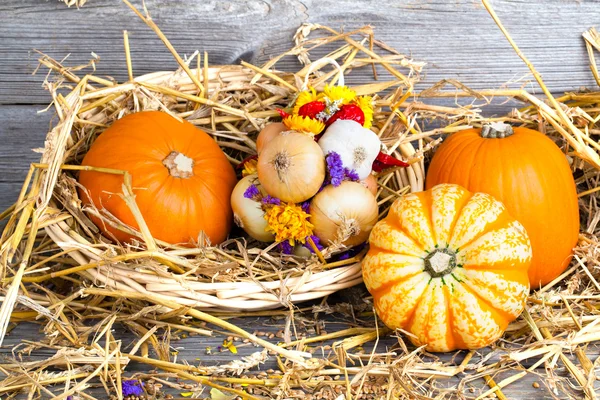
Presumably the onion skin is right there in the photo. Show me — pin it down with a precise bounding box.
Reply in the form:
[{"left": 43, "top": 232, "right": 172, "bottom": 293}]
[
  {"left": 257, "top": 131, "right": 325, "bottom": 203},
  {"left": 256, "top": 122, "right": 287, "bottom": 155},
  {"left": 231, "top": 175, "right": 274, "bottom": 242},
  {"left": 362, "top": 174, "right": 378, "bottom": 196},
  {"left": 310, "top": 181, "right": 379, "bottom": 247}
]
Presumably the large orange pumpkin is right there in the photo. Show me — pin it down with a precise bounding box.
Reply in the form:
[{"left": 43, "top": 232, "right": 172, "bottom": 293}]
[
  {"left": 362, "top": 184, "right": 531, "bottom": 352},
  {"left": 78, "top": 111, "right": 237, "bottom": 245},
  {"left": 426, "top": 123, "right": 579, "bottom": 288}
]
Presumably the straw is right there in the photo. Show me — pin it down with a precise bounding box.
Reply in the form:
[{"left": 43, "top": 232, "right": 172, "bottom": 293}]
[{"left": 2, "top": 0, "right": 600, "bottom": 398}]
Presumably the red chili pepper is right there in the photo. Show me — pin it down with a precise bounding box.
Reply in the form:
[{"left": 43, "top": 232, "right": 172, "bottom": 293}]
[
  {"left": 372, "top": 151, "right": 409, "bottom": 172},
  {"left": 276, "top": 108, "right": 290, "bottom": 119},
  {"left": 326, "top": 104, "right": 365, "bottom": 127},
  {"left": 298, "top": 101, "right": 326, "bottom": 120}
]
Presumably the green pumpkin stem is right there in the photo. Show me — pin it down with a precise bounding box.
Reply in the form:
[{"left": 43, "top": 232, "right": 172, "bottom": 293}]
[{"left": 424, "top": 248, "right": 457, "bottom": 278}]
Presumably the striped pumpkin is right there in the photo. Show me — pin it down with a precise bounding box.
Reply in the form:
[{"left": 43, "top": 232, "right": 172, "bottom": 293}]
[{"left": 362, "top": 184, "right": 531, "bottom": 352}]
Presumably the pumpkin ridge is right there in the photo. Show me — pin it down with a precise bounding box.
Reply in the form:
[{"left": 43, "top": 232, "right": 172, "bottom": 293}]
[
  {"left": 460, "top": 269, "right": 528, "bottom": 317},
  {"left": 368, "top": 268, "right": 425, "bottom": 299},
  {"left": 458, "top": 280, "right": 515, "bottom": 325},
  {"left": 383, "top": 212, "right": 427, "bottom": 253},
  {"left": 442, "top": 285, "right": 462, "bottom": 350},
  {"left": 401, "top": 292, "right": 429, "bottom": 329},
  {"left": 412, "top": 285, "right": 436, "bottom": 348},
  {"left": 451, "top": 209, "right": 513, "bottom": 255},
  {"left": 416, "top": 191, "right": 437, "bottom": 246},
  {"left": 445, "top": 190, "right": 474, "bottom": 249},
  {"left": 402, "top": 285, "right": 429, "bottom": 333}
]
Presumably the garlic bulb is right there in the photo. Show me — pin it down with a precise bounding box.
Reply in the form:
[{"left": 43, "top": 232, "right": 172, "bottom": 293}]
[
  {"left": 318, "top": 119, "right": 381, "bottom": 180},
  {"left": 257, "top": 131, "right": 325, "bottom": 203},
  {"left": 231, "top": 174, "right": 274, "bottom": 242},
  {"left": 256, "top": 122, "right": 287, "bottom": 155},
  {"left": 310, "top": 181, "right": 379, "bottom": 247}
]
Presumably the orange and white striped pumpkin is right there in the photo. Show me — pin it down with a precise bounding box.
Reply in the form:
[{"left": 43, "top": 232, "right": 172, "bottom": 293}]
[{"left": 362, "top": 184, "right": 531, "bottom": 352}]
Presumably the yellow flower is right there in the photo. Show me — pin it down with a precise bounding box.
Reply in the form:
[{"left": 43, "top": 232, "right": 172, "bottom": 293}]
[
  {"left": 292, "top": 87, "right": 320, "bottom": 115},
  {"left": 242, "top": 159, "right": 258, "bottom": 177},
  {"left": 222, "top": 338, "right": 238, "bottom": 354},
  {"left": 264, "top": 203, "right": 314, "bottom": 245},
  {"left": 322, "top": 84, "right": 356, "bottom": 105},
  {"left": 283, "top": 115, "right": 325, "bottom": 136},
  {"left": 354, "top": 95, "right": 374, "bottom": 128}
]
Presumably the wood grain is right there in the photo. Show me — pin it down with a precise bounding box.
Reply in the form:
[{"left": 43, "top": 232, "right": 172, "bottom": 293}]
[
  {"left": 2, "top": 318, "right": 594, "bottom": 398},
  {"left": 0, "top": 0, "right": 599, "bottom": 105}
]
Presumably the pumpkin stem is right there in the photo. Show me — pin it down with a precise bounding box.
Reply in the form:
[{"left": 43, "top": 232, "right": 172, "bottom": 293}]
[
  {"left": 481, "top": 122, "right": 514, "bottom": 138},
  {"left": 424, "top": 248, "right": 457, "bottom": 278},
  {"left": 163, "top": 151, "right": 195, "bottom": 178}
]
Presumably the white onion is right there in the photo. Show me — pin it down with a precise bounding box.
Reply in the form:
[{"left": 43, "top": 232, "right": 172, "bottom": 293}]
[
  {"left": 230, "top": 174, "right": 274, "bottom": 242},
  {"left": 310, "top": 181, "right": 379, "bottom": 247}
]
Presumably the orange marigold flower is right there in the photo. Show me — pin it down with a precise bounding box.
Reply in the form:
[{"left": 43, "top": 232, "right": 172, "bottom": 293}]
[
  {"left": 264, "top": 202, "right": 314, "bottom": 245},
  {"left": 283, "top": 115, "right": 325, "bottom": 136}
]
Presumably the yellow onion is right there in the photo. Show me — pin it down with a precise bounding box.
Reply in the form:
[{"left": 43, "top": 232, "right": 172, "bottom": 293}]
[
  {"left": 256, "top": 122, "right": 287, "bottom": 154},
  {"left": 310, "top": 181, "right": 379, "bottom": 247},
  {"left": 230, "top": 175, "right": 274, "bottom": 242},
  {"left": 257, "top": 131, "right": 325, "bottom": 203},
  {"left": 362, "top": 173, "right": 378, "bottom": 196}
]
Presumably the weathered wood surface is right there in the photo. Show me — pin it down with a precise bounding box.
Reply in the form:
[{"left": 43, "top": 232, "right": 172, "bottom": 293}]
[{"left": 1, "top": 0, "right": 600, "bottom": 398}]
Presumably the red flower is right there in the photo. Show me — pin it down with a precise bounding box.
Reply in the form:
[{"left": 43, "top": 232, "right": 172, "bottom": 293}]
[
  {"left": 298, "top": 101, "right": 326, "bottom": 120},
  {"left": 326, "top": 104, "right": 365, "bottom": 127}
]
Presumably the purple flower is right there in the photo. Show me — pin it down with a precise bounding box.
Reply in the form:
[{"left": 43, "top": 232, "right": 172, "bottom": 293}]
[
  {"left": 339, "top": 243, "right": 366, "bottom": 260},
  {"left": 122, "top": 380, "right": 144, "bottom": 397},
  {"left": 243, "top": 184, "right": 260, "bottom": 200},
  {"left": 344, "top": 168, "right": 360, "bottom": 182},
  {"left": 326, "top": 152, "right": 345, "bottom": 187},
  {"left": 278, "top": 241, "right": 293, "bottom": 254},
  {"left": 305, "top": 235, "right": 324, "bottom": 253},
  {"left": 262, "top": 195, "right": 281, "bottom": 206},
  {"left": 67, "top": 397, "right": 73, "bottom": 400},
  {"left": 301, "top": 201, "right": 310, "bottom": 213}
]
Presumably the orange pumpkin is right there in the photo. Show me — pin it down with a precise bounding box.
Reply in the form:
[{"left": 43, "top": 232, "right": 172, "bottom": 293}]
[
  {"left": 78, "top": 111, "right": 237, "bottom": 245},
  {"left": 363, "top": 184, "right": 531, "bottom": 352},
  {"left": 426, "top": 123, "right": 579, "bottom": 288}
]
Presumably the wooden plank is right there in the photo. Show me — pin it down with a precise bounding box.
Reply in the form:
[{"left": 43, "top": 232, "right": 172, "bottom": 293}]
[
  {"left": 2, "top": 1, "right": 600, "bottom": 398},
  {"left": 2, "top": 319, "right": 596, "bottom": 398},
  {"left": 1, "top": 0, "right": 599, "bottom": 105},
  {"left": 0, "top": 106, "right": 47, "bottom": 215}
]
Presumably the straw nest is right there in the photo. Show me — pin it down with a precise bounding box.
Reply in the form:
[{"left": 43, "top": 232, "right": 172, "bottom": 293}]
[
  {"left": 4, "top": 0, "right": 600, "bottom": 398},
  {"left": 2, "top": 13, "right": 431, "bottom": 313}
]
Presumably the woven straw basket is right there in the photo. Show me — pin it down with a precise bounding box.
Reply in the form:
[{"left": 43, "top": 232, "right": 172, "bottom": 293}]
[{"left": 23, "top": 24, "right": 425, "bottom": 311}]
